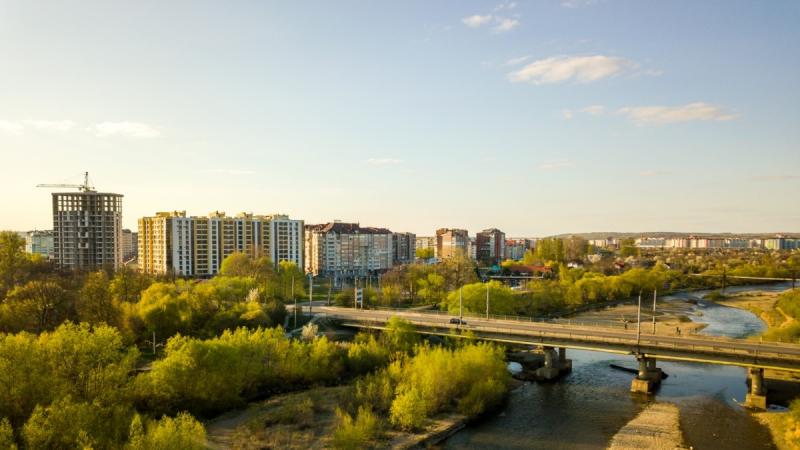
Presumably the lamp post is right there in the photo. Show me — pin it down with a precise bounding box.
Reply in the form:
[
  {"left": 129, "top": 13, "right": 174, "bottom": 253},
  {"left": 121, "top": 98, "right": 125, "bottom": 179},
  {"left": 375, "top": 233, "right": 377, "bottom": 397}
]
[
  {"left": 636, "top": 289, "right": 642, "bottom": 346},
  {"left": 486, "top": 281, "right": 490, "bottom": 319},
  {"left": 651, "top": 288, "right": 657, "bottom": 334},
  {"left": 459, "top": 285, "right": 463, "bottom": 321},
  {"left": 292, "top": 276, "right": 296, "bottom": 329},
  {"left": 308, "top": 273, "right": 313, "bottom": 314}
]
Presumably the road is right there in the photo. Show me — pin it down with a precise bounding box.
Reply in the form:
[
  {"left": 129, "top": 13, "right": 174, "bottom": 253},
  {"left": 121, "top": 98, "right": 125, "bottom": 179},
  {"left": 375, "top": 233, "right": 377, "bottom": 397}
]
[{"left": 312, "top": 306, "right": 800, "bottom": 371}]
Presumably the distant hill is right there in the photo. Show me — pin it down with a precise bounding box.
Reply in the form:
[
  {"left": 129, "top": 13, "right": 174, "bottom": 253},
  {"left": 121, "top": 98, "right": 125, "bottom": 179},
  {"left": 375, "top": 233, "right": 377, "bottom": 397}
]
[{"left": 546, "top": 232, "right": 800, "bottom": 240}]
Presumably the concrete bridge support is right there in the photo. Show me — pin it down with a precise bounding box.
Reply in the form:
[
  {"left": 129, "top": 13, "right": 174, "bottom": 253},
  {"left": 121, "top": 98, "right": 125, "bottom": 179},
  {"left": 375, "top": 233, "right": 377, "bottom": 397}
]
[
  {"left": 630, "top": 356, "right": 663, "bottom": 394},
  {"left": 745, "top": 368, "right": 767, "bottom": 410},
  {"left": 536, "top": 346, "right": 572, "bottom": 380}
]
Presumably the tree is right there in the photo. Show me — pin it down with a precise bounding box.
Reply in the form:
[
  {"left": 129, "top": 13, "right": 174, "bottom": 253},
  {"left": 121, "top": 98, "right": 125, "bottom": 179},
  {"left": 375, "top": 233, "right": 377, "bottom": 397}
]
[
  {"left": 415, "top": 248, "right": 434, "bottom": 260},
  {"left": 220, "top": 252, "right": 255, "bottom": 277},
  {"left": 78, "top": 271, "right": 121, "bottom": 327},
  {"left": 620, "top": 238, "right": 639, "bottom": 257},
  {"left": 0, "top": 231, "right": 30, "bottom": 298},
  {"left": 126, "top": 413, "right": 206, "bottom": 450},
  {"left": 445, "top": 281, "right": 516, "bottom": 316},
  {"left": 382, "top": 317, "right": 419, "bottom": 354},
  {"left": 1, "top": 280, "right": 72, "bottom": 333},
  {"left": 277, "top": 261, "right": 306, "bottom": 300}
]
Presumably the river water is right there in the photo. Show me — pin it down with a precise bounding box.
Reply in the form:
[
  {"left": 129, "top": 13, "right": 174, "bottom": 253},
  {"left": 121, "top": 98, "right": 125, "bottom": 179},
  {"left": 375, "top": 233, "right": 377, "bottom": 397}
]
[{"left": 444, "top": 283, "right": 793, "bottom": 450}]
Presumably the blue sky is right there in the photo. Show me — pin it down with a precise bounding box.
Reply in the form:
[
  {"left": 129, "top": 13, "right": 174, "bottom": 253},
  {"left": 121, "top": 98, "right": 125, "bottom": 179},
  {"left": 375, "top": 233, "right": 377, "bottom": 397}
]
[{"left": 1, "top": 0, "right": 798, "bottom": 236}]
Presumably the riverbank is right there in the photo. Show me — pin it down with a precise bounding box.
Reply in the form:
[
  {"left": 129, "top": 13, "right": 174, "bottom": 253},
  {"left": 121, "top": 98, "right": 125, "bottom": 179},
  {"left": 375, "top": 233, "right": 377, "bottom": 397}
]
[
  {"left": 755, "top": 412, "right": 799, "bottom": 450},
  {"left": 569, "top": 296, "right": 707, "bottom": 336},
  {"left": 206, "top": 381, "right": 511, "bottom": 449},
  {"left": 607, "top": 402, "right": 686, "bottom": 450}
]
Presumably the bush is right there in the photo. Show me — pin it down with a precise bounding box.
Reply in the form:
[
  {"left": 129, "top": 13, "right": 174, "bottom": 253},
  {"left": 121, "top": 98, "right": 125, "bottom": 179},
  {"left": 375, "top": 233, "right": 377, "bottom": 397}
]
[
  {"left": 126, "top": 412, "right": 207, "bottom": 450},
  {"left": 332, "top": 406, "right": 381, "bottom": 450}
]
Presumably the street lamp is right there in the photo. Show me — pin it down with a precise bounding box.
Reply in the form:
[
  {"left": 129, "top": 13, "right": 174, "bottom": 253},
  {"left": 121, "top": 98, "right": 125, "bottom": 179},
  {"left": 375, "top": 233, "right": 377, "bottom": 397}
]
[{"left": 486, "top": 281, "right": 490, "bottom": 319}]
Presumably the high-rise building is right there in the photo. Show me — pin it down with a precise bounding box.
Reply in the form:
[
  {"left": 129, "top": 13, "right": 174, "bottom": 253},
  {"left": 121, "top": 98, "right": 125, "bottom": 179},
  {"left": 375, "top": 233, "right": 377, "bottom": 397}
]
[
  {"left": 305, "top": 222, "right": 394, "bottom": 277},
  {"left": 52, "top": 191, "right": 123, "bottom": 270},
  {"left": 504, "top": 238, "right": 535, "bottom": 260},
  {"left": 435, "top": 228, "right": 469, "bottom": 259},
  {"left": 138, "top": 211, "right": 303, "bottom": 276},
  {"left": 415, "top": 236, "right": 437, "bottom": 258},
  {"left": 25, "top": 230, "right": 55, "bottom": 259},
  {"left": 392, "top": 232, "right": 416, "bottom": 265},
  {"left": 476, "top": 228, "right": 506, "bottom": 264},
  {"left": 121, "top": 229, "right": 138, "bottom": 261}
]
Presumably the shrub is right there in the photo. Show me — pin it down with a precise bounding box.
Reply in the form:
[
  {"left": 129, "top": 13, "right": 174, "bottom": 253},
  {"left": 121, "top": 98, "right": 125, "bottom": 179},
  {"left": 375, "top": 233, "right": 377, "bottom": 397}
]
[{"left": 332, "top": 406, "right": 381, "bottom": 450}]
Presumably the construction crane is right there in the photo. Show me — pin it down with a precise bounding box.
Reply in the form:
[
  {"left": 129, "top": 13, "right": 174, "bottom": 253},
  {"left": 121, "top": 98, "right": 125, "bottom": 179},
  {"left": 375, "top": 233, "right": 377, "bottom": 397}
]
[{"left": 37, "top": 171, "right": 95, "bottom": 192}]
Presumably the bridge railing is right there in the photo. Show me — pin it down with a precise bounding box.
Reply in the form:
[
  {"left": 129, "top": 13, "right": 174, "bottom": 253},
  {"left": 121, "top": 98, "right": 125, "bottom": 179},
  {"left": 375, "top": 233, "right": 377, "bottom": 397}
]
[
  {"left": 359, "top": 305, "right": 634, "bottom": 330},
  {"left": 324, "top": 313, "right": 800, "bottom": 365}
]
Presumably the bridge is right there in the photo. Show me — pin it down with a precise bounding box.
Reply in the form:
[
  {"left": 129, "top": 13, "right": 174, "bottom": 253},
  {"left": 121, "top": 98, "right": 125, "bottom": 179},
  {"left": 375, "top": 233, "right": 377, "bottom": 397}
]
[{"left": 313, "top": 305, "right": 800, "bottom": 409}]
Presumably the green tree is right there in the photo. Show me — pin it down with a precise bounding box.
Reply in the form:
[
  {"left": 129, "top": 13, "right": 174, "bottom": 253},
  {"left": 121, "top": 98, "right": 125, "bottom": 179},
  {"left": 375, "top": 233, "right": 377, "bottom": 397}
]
[
  {"left": 382, "top": 317, "right": 420, "bottom": 355},
  {"left": 0, "top": 231, "right": 29, "bottom": 298},
  {"left": 277, "top": 261, "right": 306, "bottom": 300},
  {"left": 2, "top": 280, "right": 72, "bottom": 333},
  {"left": 126, "top": 413, "right": 207, "bottom": 450},
  {"left": 78, "top": 271, "right": 121, "bottom": 327},
  {"left": 0, "top": 418, "right": 16, "bottom": 450},
  {"left": 445, "top": 281, "right": 516, "bottom": 316},
  {"left": 415, "top": 248, "right": 434, "bottom": 260}
]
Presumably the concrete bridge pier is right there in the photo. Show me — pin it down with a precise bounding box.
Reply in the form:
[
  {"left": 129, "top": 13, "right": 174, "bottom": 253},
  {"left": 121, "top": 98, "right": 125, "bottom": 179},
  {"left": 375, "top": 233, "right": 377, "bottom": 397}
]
[
  {"left": 745, "top": 368, "right": 767, "bottom": 410},
  {"left": 630, "top": 356, "right": 663, "bottom": 394},
  {"left": 536, "top": 346, "right": 572, "bottom": 380}
]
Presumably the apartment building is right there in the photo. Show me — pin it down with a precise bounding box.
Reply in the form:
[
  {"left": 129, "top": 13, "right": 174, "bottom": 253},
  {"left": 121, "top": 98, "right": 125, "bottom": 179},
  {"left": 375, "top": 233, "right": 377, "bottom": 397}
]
[
  {"left": 435, "top": 228, "right": 469, "bottom": 259},
  {"left": 121, "top": 229, "right": 138, "bottom": 261},
  {"left": 392, "top": 232, "right": 416, "bottom": 265},
  {"left": 476, "top": 228, "right": 506, "bottom": 264},
  {"left": 505, "top": 238, "right": 535, "bottom": 260},
  {"left": 52, "top": 191, "right": 123, "bottom": 270},
  {"left": 138, "top": 211, "right": 303, "bottom": 276},
  {"left": 305, "top": 222, "right": 394, "bottom": 277},
  {"left": 415, "top": 236, "right": 437, "bottom": 258},
  {"left": 24, "top": 230, "right": 55, "bottom": 259}
]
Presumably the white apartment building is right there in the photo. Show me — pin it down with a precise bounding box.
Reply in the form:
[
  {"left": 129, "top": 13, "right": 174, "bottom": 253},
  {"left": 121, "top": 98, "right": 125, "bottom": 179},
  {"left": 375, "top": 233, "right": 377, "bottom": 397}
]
[
  {"left": 305, "top": 222, "right": 394, "bottom": 277},
  {"left": 138, "top": 211, "right": 303, "bottom": 276}
]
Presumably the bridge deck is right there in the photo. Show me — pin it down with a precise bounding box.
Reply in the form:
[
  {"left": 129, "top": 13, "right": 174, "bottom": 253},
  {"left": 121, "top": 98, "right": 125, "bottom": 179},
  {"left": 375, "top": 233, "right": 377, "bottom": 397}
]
[{"left": 315, "top": 306, "right": 800, "bottom": 372}]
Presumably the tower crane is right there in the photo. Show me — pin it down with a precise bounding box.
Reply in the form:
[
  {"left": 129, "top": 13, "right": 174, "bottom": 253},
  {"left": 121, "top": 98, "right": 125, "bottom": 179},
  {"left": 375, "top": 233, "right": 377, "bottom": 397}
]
[{"left": 37, "top": 171, "right": 95, "bottom": 192}]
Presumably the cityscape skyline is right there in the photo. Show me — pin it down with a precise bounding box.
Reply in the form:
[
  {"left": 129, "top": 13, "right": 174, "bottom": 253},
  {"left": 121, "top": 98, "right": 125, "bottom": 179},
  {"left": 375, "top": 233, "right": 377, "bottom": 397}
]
[{"left": 2, "top": 1, "right": 799, "bottom": 235}]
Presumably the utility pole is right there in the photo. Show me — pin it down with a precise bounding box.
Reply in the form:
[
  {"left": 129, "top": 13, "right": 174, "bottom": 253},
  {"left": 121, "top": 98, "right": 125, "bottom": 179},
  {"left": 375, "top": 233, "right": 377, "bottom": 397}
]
[
  {"left": 636, "top": 290, "right": 642, "bottom": 346},
  {"left": 486, "top": 282, "right": 490, "bottom": 319},
  {"left": 292, "top": 276, "right": 297, "bottom": 329},
  {"left": 308, "top": 273, "right": 313, "bottom": 314},
  {"left": 327, "top": 276, "right": 332, "bottom": 306},
  {"left": 152, "top": 331, "right": 157, "bottom": 355},
  {"left": 652, "top": 288, "right": 657, "bottom": 334},
  {"left": 459, "top": 285, "right": 464, "bottom": 321}
]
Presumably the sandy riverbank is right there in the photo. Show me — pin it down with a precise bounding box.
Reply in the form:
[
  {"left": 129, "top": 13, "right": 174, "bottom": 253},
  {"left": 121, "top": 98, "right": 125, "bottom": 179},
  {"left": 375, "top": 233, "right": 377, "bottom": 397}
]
[
  {"left": 606, "top": 402, "right": 687, "bottom": 450},
  {"left": 570, "top": 297, "right": 707, "bottom": 336}
]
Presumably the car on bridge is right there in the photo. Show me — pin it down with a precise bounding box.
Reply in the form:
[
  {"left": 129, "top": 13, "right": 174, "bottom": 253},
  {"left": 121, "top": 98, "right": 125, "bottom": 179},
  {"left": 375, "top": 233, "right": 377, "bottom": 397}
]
[{"left": 449, "top": 317, "right": 467, "bottom": 325}]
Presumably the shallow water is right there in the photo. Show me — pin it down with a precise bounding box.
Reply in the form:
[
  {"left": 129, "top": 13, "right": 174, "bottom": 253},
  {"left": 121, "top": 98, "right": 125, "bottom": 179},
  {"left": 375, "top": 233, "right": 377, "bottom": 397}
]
[{"left": 444, "top": 283, "right": 791, "bottom": 449}]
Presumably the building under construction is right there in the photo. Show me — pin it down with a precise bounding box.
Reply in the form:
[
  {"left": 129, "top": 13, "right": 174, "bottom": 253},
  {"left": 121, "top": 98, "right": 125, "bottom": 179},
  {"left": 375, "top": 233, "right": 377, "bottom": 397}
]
[{"left": 40, "top": 173, "right": 123, "bottom": 271}]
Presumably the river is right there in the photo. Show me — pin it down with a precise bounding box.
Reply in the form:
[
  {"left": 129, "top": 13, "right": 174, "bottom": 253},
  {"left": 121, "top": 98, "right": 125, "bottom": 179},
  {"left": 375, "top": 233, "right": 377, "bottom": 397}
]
[{"left": 443, "top": 283, "right": 793, "bottom": 450}]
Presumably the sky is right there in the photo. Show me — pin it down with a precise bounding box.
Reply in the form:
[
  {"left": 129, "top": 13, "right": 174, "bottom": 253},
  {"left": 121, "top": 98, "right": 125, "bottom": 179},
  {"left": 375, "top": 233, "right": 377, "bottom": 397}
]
[{"left": 1, "top": 0, "right": 798, "bottom": 237}]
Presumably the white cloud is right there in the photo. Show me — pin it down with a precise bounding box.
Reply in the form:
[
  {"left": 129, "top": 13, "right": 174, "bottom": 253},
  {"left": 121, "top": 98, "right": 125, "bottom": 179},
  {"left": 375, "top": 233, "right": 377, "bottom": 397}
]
[
  {"left": 494, "top": 1, "right": 517, "bottom": 11},
  {"left": 23, "top": 120, "right": 75, "bottom": 131},
  {"left": 561, "top": 110, "right": 574, "bottom": 119},
  {"left": 562, "top": 0, "right": 599, "bottom": 8},
  {"left": 538, "top": 160, "right": 575, "bottom": 171},
  {"left": 580, "top": 105, "right": 605, "bottom": 115},
  {"left": 505, "top": 55, "right": 531, "bottom": 66},
  {"left": 0, "top": 120, "right": 24, "bottom": 135},
  {"left": 618, "top": 102, "right": 738, "bottom": 124},
  {"left": 87, "top": 121, "right": 161, "bottom": 138},
  {"left": 366, "top": 158, "right": 404, "bottom": 166},
  {"left": 508, "top": 55, "right": 632, "bottom": 84},
  {"left": 462, "top": 14, "right": 493, "bottom": 28},
  {"left": 493, "top": 17, "right": 519, "bottom": 32}
]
